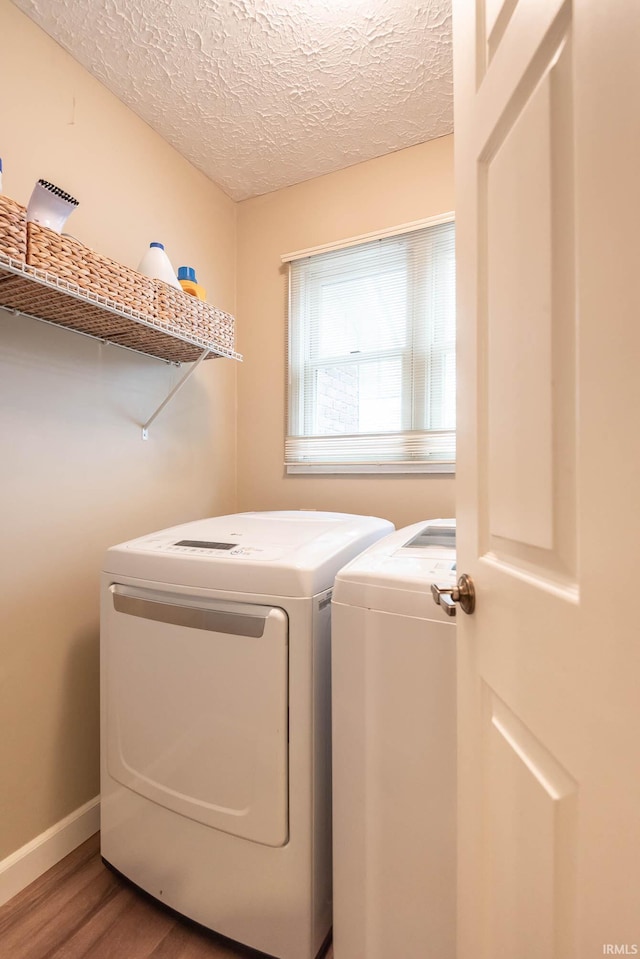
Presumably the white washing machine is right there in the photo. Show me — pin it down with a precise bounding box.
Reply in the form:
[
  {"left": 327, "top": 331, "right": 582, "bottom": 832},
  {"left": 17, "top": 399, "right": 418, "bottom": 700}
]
[
  {"left": 331, "top": 519, "right": 457, "bottom": 959},
  {"left": 100, "top": 510, "right": 393, "bottom": 959}
]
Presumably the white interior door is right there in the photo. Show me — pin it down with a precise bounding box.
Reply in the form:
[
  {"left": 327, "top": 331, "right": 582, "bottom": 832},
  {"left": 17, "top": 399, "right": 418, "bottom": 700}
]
[{"left": 454, "top": 1, "right": 640, "bottom": 956}]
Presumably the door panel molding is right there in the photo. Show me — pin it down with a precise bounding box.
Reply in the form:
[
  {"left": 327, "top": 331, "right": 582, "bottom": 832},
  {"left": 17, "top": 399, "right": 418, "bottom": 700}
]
[
  {"left": 481, "top": 686, "right": 578, "bottom": 957},
  {"left": 476, "top": 33, "right": 577, "bottom": 586}
]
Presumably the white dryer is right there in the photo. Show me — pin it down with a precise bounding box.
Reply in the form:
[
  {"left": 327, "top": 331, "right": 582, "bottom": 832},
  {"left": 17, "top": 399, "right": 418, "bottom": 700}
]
[
  {"left": 331, "top": 519, "right": 457, "bottom": 959},
  {"left": 100, "top": 510, "right": 393, "bottom": 959}
]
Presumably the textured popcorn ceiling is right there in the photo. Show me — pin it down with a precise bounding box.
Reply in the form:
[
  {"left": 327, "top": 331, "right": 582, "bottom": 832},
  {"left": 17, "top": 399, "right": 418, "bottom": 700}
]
[{"left": 12, "top": 0, "right": 453, "bottom": 200}]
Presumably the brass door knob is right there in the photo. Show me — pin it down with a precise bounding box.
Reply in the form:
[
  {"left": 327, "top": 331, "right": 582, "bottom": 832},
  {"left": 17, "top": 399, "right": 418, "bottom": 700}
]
[{"left": 431, "top": 574, "right": 476, "bottom": 617}]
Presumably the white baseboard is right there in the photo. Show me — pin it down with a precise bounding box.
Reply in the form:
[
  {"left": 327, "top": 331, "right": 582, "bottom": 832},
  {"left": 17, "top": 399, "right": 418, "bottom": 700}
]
[{"left": 0, "top": 796, "right": 100, "bottom": 907}]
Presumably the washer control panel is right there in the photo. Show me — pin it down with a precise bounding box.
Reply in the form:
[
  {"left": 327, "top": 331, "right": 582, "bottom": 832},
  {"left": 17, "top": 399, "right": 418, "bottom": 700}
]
[
  {"left": 174, "top": 540, "right": 236, "bottom": 551},
  {"left": 128, "top": 537, "right": 284, "bottom": 561}
]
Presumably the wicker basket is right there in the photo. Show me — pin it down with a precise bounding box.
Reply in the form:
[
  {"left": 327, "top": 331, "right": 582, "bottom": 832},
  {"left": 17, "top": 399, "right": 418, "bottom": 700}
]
[
  {"left": 0, "top": 195, "right": 27, "bottom": 262},
  {"left": 26, "top": 222, "right": 155, "bottom": 317},
  {"left": 156, "top": 281, "right": 235, "bottom": 352}
]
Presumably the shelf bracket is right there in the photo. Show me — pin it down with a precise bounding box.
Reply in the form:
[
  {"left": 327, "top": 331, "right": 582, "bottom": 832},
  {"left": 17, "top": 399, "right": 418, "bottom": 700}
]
[{"left": 142, "top": 349, "right": 210, "bottom": 439}]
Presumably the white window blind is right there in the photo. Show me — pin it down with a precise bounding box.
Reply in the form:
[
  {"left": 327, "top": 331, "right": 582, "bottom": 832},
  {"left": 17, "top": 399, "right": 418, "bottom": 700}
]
[{"left": 286, "top": 218, "right": 456, "bottom": 473}]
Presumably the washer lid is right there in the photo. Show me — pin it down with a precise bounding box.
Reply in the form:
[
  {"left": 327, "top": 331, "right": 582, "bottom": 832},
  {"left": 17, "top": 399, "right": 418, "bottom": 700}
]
[
  {"left": 103, "top": 510, "right": 394, "bottom": 597},
  {"left": 333, "top": 519, "right": 457, "bottom": 620}
]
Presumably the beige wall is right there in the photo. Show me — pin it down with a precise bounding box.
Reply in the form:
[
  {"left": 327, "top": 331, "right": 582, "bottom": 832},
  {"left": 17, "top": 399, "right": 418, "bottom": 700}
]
[
  {"left": 236, "top": 136, "right": 456, "bottom": 528},
  {"left": 0, "top": 0, "right": 237, "bottom": 859}
]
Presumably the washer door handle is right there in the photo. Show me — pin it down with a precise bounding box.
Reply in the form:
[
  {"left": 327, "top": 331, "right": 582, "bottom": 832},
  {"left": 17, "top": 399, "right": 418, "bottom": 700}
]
[
  {"left": 431, "top": 574, "right": 476, "bottom": 617},
  {"left": 112, "top": 587, "right": 270, "bottom": 637}
]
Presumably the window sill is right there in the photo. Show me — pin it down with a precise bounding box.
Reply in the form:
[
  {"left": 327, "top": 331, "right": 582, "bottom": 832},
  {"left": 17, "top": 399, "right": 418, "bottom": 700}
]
[{"left": 285, "top": 462, "right": 456, "bottom": 475}]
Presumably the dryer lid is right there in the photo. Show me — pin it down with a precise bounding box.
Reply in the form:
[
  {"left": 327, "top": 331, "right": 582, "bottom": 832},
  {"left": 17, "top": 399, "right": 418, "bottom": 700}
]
[{"left": 103, "top": 510, "right": 394, "bottom": 597}]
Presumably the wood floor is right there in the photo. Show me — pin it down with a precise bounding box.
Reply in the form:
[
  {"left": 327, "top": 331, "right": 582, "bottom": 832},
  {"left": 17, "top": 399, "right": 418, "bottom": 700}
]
[{"left": 0, "top": 834, "right": 334, "bottom": 959}]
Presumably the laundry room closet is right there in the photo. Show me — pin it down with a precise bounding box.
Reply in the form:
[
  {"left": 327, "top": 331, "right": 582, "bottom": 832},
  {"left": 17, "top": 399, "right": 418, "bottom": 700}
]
[{"left": 0, "top": 0, "right": 455, "bottom": 916}]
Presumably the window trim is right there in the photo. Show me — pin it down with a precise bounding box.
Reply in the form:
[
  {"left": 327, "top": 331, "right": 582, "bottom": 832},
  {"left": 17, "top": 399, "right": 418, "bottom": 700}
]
[
  {"left": 281, "top": 212, "right": 455, "bottom": 264},
  {"left": 285, "top": 214, "right": 456, "bottom": 475}
]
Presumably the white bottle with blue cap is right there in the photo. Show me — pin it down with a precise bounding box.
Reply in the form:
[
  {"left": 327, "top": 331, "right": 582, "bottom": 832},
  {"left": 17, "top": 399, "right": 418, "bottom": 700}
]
[{"left": 137, "top": 242, "right": 182, "bottom": 289}]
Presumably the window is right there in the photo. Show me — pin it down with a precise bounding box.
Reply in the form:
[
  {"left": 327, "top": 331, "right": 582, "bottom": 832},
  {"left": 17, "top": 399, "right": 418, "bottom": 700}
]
[{"left": 285, "top": 216, "right": 456, "bottom": 473}]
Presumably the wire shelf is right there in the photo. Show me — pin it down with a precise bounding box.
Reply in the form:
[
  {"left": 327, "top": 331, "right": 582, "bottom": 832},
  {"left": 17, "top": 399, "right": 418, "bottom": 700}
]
[{"left": 0, "top": 251, "right": 242, "bottom": 365}]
